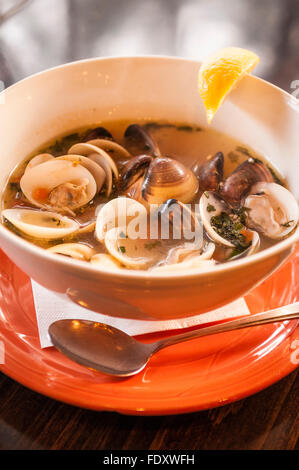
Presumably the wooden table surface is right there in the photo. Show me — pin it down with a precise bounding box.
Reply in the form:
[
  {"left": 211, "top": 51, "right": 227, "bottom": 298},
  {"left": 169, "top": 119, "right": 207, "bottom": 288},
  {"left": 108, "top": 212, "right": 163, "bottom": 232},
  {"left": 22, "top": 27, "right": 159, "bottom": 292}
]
[
  {"left": 0, "top": 0, "right": 298, "bottom": 451},
  {"left": 0, "top": 370, "right": 298, "bottom": 450}
]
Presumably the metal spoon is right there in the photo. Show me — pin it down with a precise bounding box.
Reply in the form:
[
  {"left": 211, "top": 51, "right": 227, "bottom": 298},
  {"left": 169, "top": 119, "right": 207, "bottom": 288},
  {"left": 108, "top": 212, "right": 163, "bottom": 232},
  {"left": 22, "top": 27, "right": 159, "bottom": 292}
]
[{"left": 49, "top": 302, "right": 299, "bottom": 377}]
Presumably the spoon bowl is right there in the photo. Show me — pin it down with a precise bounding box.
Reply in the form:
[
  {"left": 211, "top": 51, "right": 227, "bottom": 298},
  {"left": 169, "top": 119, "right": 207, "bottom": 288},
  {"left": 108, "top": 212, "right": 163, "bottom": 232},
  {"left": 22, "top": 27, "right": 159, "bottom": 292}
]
[{"left": 49, "top": 320, "right": 156, "bottom": 376}]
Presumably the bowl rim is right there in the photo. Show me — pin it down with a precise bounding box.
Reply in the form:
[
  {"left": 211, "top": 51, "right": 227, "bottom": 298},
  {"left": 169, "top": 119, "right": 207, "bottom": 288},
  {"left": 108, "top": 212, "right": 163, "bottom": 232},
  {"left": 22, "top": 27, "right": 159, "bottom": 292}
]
[{"left": 0, "top": 55, "right": 298, "bottom": 281}]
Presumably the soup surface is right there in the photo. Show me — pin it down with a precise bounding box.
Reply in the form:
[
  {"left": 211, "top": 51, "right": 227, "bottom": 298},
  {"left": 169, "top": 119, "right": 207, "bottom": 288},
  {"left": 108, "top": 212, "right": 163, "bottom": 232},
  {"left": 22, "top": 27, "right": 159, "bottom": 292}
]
[{"left": 1, "top": 120, "right": 298, "bottom": 272}]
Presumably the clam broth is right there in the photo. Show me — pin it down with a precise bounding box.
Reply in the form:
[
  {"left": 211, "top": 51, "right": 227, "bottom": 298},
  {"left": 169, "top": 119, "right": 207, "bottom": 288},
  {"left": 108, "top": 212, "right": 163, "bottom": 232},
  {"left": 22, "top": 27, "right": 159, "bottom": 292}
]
[{"left": 1, "top": 120, "right": 293, "bottom": 271}]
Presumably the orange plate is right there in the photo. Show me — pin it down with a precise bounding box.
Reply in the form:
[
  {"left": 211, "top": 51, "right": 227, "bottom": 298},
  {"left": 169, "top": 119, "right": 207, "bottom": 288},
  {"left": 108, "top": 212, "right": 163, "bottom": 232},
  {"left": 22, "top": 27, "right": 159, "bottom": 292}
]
[{"left": 0, "top": 247, "right": 298, "bottom": 415}]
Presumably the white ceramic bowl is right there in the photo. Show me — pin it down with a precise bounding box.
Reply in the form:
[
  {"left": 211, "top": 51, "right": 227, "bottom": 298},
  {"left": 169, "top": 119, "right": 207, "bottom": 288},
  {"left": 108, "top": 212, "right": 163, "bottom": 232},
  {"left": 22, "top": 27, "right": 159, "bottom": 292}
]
[{"left": 0, "top": 56, "right": 298, "bottom": 320}]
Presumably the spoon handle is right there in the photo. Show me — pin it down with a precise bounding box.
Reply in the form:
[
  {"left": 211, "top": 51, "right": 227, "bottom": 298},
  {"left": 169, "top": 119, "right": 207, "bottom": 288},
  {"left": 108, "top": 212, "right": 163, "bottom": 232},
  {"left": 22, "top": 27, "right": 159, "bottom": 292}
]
[{"left": 154, "top": 302, "right": 299, "bottom": 351}]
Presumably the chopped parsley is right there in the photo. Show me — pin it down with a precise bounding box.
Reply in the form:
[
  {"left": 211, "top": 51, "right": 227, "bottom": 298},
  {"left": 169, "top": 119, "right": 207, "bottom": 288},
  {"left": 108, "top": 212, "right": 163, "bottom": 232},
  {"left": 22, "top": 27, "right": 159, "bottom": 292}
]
[
  {"left": 144, "top": 240, "right": 161, "bottom": 250},
  {"left": 144, "top": 122, "right": 176, "bottom": 131},
  {"left": 118, "top": 246, "right": 126, "bottom": 253},
  {"left": 267, "top": 166, "right": 283, "bottom": 185},
  {"left": 227, "top": 245, "right": 249, "bottom": 259},
  {"left": 227, "top": 151, "right": 239, "bottom": 163},
  {"left": 211, "top": 211, "right": 249, "bottom": 249},
  {"left": 207, "top": 204, "right": 216, "bottom": 213},
  {"left": 51, "top": 217, "right": 61, "bottom": 226},
  {"left": 176, "top": 125, "right": 193, "bottom": 132},
  {"left": 235, "top": 146, "right": 253, "bottom": 158}
]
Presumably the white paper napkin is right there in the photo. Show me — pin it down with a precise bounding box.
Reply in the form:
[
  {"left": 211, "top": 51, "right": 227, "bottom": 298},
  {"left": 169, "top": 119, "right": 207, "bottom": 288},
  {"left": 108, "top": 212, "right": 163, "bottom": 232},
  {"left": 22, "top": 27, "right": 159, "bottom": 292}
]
[{"left": 31, "top": 280, "right": 251, "bottom": 348}]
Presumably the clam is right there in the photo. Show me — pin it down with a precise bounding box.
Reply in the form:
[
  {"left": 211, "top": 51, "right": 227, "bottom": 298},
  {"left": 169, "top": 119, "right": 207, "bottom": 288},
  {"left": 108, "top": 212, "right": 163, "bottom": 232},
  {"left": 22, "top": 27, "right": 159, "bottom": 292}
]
[
  {"left": 57, "top": 154, "right": 106, "bottom": 191},
  {"left": 152, "top": 198, "right": 207, "bottom": 265},
  {"left": 199, "top": 191, "right": 260, "bottom": 254},
  {"left": 104, "top": 227, "right": 152, "bottom": 269},
  {"left": 142, "top": 157, "right": 199, "bottom": 205},
  {"left": 100, "top": 197, "right": 206, "bottom": 270},
  {"left": 2, "top": 208, "right": 79, "bottom": 239},
  {"left": 124, "top": 124, "right": 161, "bottom": 158},
  {"left": 20, "top": 159, "right": 97, "bottom": 212},
  {"left": 48, "top": 243, "right": 95, "bottom": 260},
  {"left": 226, "top": 230, "right": 260, "bottom": 260},
  {"left": 83, "top": 126, "right": 113, "bottom": 142},
  {"left": 193, "top": 152, "right": 224, "bottom": 191},
  {"left": 200, "top": 191, "right": 234, "bottom": 247},
  {"left": 25, "top": 153, "right": 54, "bottom": 173},
  {"left": 90, "top": 253, "right": 123, "bottom": 270},
  {"left": 120, "top": 154, "right": 198, "bottom": 207},
  {"left": 220, "top": 158, "right": 274, "bottom": 206},
  {"left": 244, "top": 182, "right": 299, "bottom": 239},
  {"left": 86, "top": 138, "right": 131, "bottom": 161},
  {"left": 120, "top": 154, "right": 153, "bottom": 192},
  {"left": 158, "top": 198, "right": 202, "bottom": 247},
  {"left": 95, "top": 197, "right": 147, "bottom": 242},
  {"left": 77, "top": 221, "right": 96, "bottom": 235},
  {"left": 68, "top": 142, "right": 118, "bottom": 196},
  {"left": 150, "top": 258, "right": 216, "bottom": 273},
  {"left": 166, "top": 241, "right": 215, "bottom": 264},
  {"left": 141, "top": 157, "right": 198, "bottom": 206}
]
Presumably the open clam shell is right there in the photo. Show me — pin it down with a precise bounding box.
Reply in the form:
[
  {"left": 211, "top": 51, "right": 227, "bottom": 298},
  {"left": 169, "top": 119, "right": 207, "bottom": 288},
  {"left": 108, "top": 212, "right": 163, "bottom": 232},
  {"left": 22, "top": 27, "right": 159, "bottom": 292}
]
[
  {"left": 2, "top": 208, "right": 79, "bottom": 239},
  {"left": 150, "top": 258, "right": 216, "bottom": 273},
  {"left": 95, "top": 197, "right": 147, "bottom": 242},
  {"left": 244, "top": 182, "right": 299, "bottom": 239},
  {"left": 48, "top": 243, "right": 95, "bottom": 260},
  {"left": 57, "top": 154, "right": 106, "bottom": 191},
  {"left": 87, "top": 138, "right": 131, "bottom": 161},
  {"left": 158, "top": 198, "right": 203, "bottom": 252},
  {"left": 199, "top": 191, "right": 259, "bottom": 256},
  {"left": 20, "top": 159, "right": 97, "bottom": 211},
  {"left": 68, "top": 142, "right": 118, "bottom": 196},
  {"left": 24, "top": 153, "right": 54, "bottom": 173},
  {"left": 200, "top": 191, "right": 234, "bottom": 247},
  {"left": 225, "top": 230, "right": 260, "bottom": 260},
  {"left": 90, "top": 253, "right": 123, "bottom": 270},
  {"left": 166, "top": 241, "right": 215, "bottom": 264},
  {"left": 104, "top": 227, "right": 153, "bottom": 269}
]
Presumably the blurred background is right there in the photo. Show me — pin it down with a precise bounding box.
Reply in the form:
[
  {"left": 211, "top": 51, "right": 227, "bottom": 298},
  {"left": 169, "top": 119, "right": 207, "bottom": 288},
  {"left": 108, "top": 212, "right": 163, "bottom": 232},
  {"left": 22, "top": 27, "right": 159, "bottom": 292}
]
[{"left": 0, "top": 0, "right": 298, "bottom": 91}]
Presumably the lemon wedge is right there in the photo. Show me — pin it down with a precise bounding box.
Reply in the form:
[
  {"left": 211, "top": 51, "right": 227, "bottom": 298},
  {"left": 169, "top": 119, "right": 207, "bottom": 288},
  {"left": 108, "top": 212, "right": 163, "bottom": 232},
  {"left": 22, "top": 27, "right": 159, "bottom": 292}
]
[{"left": 198, "top": 47, "right": 260, "bottom": 123}]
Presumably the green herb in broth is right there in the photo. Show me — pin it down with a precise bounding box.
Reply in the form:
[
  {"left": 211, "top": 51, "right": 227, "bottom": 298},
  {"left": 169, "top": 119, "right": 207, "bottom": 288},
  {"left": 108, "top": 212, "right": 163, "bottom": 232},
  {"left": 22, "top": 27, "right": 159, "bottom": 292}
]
[
  {"left": 144, "top": 240, "right": 162, "bottom": 250},
  {"left": 144, "top": 122, "right": 202, "bottom": 133},
  {"left": 176, "top": 125, "right": 194, "bottom": 132},
  {"left": 235, "top": 146, "right": 253, "bottom": 158},
  {"left": 47, "top": 132, "right": 81, "bottom": 155},
  {"left": 266, "top": 165, "right": 284, "bottom": 186},
  {"left": 144, "top": 122, "right": 176, "bottom": 131},
  {"left": 227, "top": 151, "right": 239, "bottom": 163}
]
